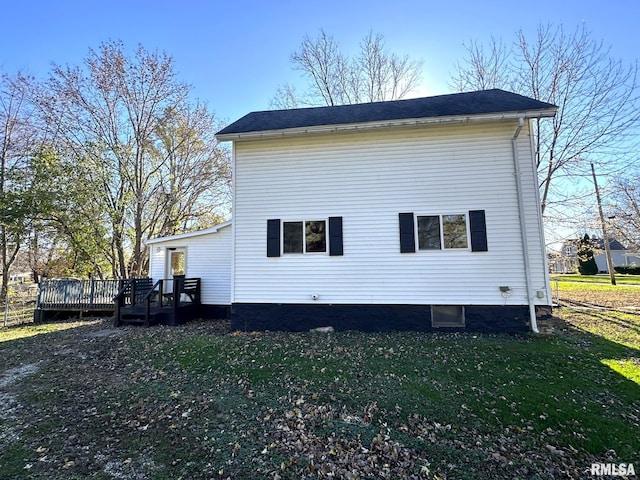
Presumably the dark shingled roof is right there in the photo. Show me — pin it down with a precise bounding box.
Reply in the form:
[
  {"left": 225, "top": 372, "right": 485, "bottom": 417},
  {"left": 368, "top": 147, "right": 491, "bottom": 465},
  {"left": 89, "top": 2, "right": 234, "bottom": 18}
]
[
  {"left": 564, "top": 238, "right": 627, "bottom": 251},
  {"left": 216, "top": 89, "right": 556, "bottom": 137},
  {"left": 590, "top": 238, "right": 627, "bottom": 251}
]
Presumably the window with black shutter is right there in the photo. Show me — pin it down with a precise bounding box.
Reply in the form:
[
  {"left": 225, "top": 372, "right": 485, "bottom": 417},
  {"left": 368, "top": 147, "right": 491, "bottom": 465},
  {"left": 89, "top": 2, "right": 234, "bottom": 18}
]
[
  {"left": 399, "top": 212, "right": 416, "bottom": 253},
  {"left": 267, "top": 217, "right": 343, "bottom": 256},
  {"left": 401, "top": 210, "right": 486, "bottom": 252},
  {"left": 469, "top": 210, "right": 488, "bottom": 252},
  {"left": 329, "top": 216, "right": 343, "bottom": 256},
  {"left": 267, "top": 219, "right": 281, "bottom": 257}
]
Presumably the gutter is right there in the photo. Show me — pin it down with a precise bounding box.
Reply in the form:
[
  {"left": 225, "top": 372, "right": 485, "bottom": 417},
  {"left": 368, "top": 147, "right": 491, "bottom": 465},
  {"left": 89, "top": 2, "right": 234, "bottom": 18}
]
[
  {"left": 216, "top": 109, "right": 557, "bottom": 142},
  {"left": 512, "top": 117, "right": 539, "bottom": 333}
]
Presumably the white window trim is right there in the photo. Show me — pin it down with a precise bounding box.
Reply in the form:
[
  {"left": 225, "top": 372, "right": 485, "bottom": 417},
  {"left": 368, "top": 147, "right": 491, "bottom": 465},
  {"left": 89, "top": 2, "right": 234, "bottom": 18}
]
[
  {"left": 281, "top": 219, "right": 328, "bottom": 255},
  {"left": 165, "top": 246, "right": 187, "bottom": 278},
  {"left": 416, "top": 213, "right": 471, "bottom": 251}
]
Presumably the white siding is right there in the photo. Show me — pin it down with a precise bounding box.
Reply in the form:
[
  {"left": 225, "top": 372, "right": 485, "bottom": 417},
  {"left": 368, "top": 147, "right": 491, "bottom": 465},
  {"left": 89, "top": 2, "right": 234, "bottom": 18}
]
[
  {"left": 148, "top": 225, "right": 232, "bottom": 305},
  {"left": 232, "top": 121, "right": 549, "bottom": 306},
  {"left": 595, "top": 251, "right": 633, "bottom": 273}
]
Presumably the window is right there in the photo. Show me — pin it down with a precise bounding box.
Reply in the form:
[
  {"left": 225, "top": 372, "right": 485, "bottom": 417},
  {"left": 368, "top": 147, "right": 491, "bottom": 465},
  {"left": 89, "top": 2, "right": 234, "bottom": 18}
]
[
  {"left": 283, "top": 221, "right": 304, "bottom": 253},
  {"left": 267, "top": 218, "right": 343, "bottom": 257},
  {"left": 305, "top": 220, "right": 327, "bottom": 252},
  {"left": 170, "top": 250, "right": 185, "bottom": 275},
  {"left": 416, "top": 214, "right": 468, "bottom": 250},
  {"left": 442, "top": 214, "right": 468, "bottom": 249},
  {"left": 431, "top": 305, "right": 465, "bottom": 328},
  {"left": 417, "top": 216, "right": 440, "bottom": 250},
  {"left": 400, "top": 211, "right": 486, "bottom": 253},
  {"left": 283, "top": 220, "right": 326, "bottom": 253},
  {"left": 166, "top": 248, "right": 186, "bottom": 276}
]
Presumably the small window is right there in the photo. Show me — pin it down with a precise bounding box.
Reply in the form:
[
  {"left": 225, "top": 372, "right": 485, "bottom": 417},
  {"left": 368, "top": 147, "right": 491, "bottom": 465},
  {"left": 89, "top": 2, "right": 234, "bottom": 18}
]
[
  {"left": 417, "top": 216, "right": 440, "bottom": 250},
  {"left": 283, "top": 221, "right": 304, "bottom": 253},
  {"left": 431, "top": 305, "right": 465, "bottom": 328},
  {"left": 283, "top": 220, "right": 327, "bottom": 254},
  {"left": 416, "top": 214, "right": 469, "bottom": 250},
  {"left": 442, "top": 214, "right": 468, "bottom": 249},
  {"left": 305, "top": 221, "right": 326, "bottom": 252}
]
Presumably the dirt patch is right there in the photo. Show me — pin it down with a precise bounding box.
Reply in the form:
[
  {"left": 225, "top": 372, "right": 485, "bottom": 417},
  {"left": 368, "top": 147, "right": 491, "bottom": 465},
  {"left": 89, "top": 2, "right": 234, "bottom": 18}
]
[
  {"left": 555, "top": 285, "right": 640, "bottom": 310},
  {"left": 0, "top": 363, "right": 39, "bottom": 389},
  {"left": 0, "top": 362, "right": 41, "bottom": 461},
  {"left": 85, "top": 328, "right": 130, "bottom": 338}
]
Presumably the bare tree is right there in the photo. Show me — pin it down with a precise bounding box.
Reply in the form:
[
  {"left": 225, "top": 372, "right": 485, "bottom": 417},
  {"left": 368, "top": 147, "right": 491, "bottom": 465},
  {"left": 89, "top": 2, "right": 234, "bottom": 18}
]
[
  {"left": 608, "top": 171, "right": 640, "bottom": 251},
  {"left": 137, "top": 101, "right": 231, "bottom": 274},
  {"left": 0, "top": 72, "right": 40, "bottom": 297},
  {"left": 271, "top": 30, "right": 423, "bottom": 107},
  {"left": 358, "top": 32, "right": 422, "bottom": 102},
  {"left": 451, "top": 23, "right": 640, "bottom": 217},
  {"left": 270, "top": 83, "right": 301, "bottom": 110},
  {"left": 450, "top": 36, "right": 511, "bottom": 92},
  {"left": 38, "top": 41, "right": 230, "bottom": 278}
]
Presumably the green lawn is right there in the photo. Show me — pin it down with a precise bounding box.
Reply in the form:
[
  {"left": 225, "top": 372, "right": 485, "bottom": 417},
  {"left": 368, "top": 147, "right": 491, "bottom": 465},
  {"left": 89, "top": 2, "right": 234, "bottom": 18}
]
[
  {"left": 550, "top": 273, "right": 640, "bottom": 285},
  {"left": 0, "top": 300, "right": 638, "bottom": 478},
  {"left": 550, "top": 275, "right": 640, "bottom": 310},
  {"left": 0, "top": 320, "right": 82, "bottom": 342}
]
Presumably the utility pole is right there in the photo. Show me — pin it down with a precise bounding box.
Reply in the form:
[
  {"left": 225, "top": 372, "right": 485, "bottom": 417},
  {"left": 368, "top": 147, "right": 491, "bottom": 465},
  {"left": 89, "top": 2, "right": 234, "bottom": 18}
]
[{"left": 591, "top": 162, "right": 616, "bottom": 285}]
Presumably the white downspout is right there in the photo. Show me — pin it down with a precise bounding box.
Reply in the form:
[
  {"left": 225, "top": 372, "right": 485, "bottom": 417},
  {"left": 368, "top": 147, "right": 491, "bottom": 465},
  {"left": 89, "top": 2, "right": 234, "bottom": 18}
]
[{"left": 512, "top": 117, "right": 539, "bottom": 333}]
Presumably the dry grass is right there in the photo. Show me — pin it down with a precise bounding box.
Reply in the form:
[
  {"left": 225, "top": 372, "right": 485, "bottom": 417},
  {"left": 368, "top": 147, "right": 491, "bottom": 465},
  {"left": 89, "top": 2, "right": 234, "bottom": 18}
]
[
  {"left": 0, "top": 282, "right": 638, "bottom": 479},
  {"left": 552, "top": 278, "right": 640, "bottom": 310}
]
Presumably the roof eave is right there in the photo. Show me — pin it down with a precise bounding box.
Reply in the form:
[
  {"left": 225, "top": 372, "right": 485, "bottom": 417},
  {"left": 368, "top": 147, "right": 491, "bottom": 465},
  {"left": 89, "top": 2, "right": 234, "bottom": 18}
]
[
  {"left": 215, "top": 108, "right": 557, "bottom": 142},
  {"left": 145, "top": 220, "right": 232, "bottom": 245}
]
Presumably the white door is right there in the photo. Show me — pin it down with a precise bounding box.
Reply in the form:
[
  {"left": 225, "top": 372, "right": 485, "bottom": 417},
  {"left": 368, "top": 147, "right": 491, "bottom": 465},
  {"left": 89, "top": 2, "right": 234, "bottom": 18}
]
[{"left": 165, "top": 248, "right": 186, "bottom": 293}]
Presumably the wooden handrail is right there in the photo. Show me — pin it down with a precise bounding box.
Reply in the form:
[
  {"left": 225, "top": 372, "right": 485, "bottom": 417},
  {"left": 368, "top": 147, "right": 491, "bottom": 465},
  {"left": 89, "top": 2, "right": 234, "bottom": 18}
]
[
  {"left": 114, "top": 277, "right": 201, "bottom": 327},
  {"left": 142, "top": 279, "right": 163, "bottom": 301},
  {"left": 113, "top": 279, "right": 134, "bottom": 302}
]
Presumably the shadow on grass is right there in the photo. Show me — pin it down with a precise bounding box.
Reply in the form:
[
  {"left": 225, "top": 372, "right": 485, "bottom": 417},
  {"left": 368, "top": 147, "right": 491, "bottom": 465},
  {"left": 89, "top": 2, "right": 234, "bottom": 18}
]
[
  {"left": 0, "top": 314, "right": 638, "bottom": 479},
  {"left": 564, "top": 308, "right": 640, "bottom": 336}
]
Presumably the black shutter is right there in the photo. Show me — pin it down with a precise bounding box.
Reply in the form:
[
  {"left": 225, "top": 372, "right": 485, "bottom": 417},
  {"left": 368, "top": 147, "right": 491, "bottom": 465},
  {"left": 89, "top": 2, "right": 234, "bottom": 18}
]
[
  {"left": 267, "top": 219, "right": 281, "bottom": 257},
  {"left": 329, "top": 216, "right": 343, "bottom": 256},
  {"left": 399, "top": 212, "right": 416, "bottom": 253},
  {"left": 469, "top": 210, "right": 488, "bottom": 252}
]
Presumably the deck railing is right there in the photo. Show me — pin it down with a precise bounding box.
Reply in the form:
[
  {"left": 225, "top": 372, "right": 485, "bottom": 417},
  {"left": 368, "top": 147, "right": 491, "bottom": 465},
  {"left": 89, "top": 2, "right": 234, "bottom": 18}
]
[
  {"left": 37, "top": 279, "right": 121, "bottom": 310},
  {"left": 113, "top": 278, "right": 155, "bottom": 308},
  {"left": 114, "top": 277, "right": 201, "bottom": 326}
]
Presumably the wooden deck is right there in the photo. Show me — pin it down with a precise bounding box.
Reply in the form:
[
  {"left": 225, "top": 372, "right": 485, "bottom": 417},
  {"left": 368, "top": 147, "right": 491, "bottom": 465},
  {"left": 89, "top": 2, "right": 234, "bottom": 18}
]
[
  {"left": 34, "top": 279, "right": 121, "bottom": 322},
  {"left": 34, "top": 277, "right": 202, "bottom": 326},
  {"left": 114, "top": 277, "right": 202, "bottom": 327}
]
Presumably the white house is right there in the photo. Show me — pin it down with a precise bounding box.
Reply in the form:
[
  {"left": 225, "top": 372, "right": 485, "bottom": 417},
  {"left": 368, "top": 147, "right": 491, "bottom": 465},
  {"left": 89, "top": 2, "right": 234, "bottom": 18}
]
[
  {"left": 146, "top": 221, "right": 232, "bottom": 318},
  {"left": 554, "top": 238, "right": 640, "bottom": 274},
  {"left": 150, "top": 89, "right": 557, "bottom": 332}
]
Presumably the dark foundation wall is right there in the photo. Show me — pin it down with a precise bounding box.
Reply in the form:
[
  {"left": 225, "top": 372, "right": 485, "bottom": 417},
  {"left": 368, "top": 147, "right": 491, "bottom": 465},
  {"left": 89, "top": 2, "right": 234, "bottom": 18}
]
[
  {"left": 199, "top": 304, "right": 231, "bottom": 320},
  {"left": 230, "top": 303, "right": 536, "bottom": 333}
]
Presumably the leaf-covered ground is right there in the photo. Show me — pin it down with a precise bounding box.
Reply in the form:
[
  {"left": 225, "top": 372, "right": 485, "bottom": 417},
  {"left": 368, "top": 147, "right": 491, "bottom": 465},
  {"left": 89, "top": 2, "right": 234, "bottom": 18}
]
[
  {"left": 0, "top": 286, "right": 638, "bottom": 479},
  {"left": 552, "top": 280, "right": 640, "bottom": 310}
]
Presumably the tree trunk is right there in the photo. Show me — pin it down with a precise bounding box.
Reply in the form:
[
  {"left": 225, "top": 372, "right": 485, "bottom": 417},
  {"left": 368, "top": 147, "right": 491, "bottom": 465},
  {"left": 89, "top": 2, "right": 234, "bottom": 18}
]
[{"left": 1, "top": 227, "right": 8, "bottom": 300}]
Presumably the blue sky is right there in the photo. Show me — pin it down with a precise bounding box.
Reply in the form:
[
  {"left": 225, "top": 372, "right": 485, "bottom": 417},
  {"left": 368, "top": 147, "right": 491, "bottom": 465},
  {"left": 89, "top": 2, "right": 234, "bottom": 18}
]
[
  {"left": 2, "top": 0, "right": 637, "bottom": 248},
  {"left": 1, "top": 0, "right": 638, "bottom": 124}
]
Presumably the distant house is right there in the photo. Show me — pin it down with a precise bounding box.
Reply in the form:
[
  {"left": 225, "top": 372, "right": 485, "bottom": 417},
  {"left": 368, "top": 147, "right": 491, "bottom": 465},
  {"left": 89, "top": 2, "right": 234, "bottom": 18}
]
[
  {"left": 9, "top": 272, "right": 31, "bottom": 283},
  {"left": 554, "top": 238, "right": 640, "bottom": 274},
  {"left": 149, "top": 89, "right": 557, "bottom": 333}
]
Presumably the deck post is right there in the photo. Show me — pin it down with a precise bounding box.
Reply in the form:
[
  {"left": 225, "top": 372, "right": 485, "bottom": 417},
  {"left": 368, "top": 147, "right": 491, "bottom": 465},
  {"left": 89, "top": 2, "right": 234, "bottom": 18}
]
[
  {"left": 89, "top": 279, "right": 96, "bottom": 308},
  {"left": 144, "top": 294, "right": 151, "bottom": 327},
  {"left": 115, "top": 279, "right": 125, "bottom": 326},
  {"left": 172, "top": 277, "right": 181, "bottom": 310}
]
